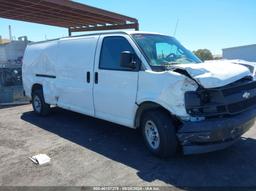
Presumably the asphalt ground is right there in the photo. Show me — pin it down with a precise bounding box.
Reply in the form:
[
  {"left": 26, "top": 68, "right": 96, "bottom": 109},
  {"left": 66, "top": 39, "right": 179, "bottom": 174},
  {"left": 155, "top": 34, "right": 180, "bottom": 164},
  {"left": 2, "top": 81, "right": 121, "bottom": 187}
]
[{"left": 0, "top": 105, "right": 256, "bottom": 189}]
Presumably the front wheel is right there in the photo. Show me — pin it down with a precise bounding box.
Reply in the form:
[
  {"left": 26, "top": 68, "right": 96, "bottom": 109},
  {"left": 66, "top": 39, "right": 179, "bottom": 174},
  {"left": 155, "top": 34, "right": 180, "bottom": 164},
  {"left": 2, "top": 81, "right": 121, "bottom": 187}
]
[
  {"left": 141, "top": 110, "right": 178, "bottom": 158},
  {"left": 32, "top": 89, "right": 51, "bottom": 116}
]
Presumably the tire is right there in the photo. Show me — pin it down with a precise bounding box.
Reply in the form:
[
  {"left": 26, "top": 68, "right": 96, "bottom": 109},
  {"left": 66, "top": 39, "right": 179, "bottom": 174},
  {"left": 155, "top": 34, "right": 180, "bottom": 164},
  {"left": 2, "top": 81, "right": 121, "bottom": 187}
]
[
  {"left": 141, "top": 109, "right": 178, "bottom": 158},
  {"left": 32, "top": 89, "right": 50, "bottom": 116}
]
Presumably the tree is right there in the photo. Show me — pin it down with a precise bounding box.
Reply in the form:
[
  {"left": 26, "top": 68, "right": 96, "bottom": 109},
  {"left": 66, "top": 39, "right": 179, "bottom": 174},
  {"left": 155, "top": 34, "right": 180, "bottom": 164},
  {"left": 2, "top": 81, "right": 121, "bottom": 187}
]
[{"left": 193, "top": 49, "right": 213, "bottom": 61}]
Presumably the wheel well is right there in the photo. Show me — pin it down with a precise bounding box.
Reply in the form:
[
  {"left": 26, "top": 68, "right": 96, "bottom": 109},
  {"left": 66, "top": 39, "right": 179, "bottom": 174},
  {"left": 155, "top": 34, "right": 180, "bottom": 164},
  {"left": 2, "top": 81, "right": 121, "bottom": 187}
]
[
  {"left": 31, "top": 84, "right": 43, "bottom": 96},
  {"left": 134, "top": 102, "right": 182, "bottom": 129}
]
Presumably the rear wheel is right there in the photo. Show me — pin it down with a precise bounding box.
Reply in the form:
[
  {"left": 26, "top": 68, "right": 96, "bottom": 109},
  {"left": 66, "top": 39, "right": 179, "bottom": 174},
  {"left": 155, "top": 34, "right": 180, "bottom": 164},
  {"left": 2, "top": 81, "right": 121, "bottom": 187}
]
[
  {"left": 32, "top": 89, "right": 50, "bottom": 116},
  {"left": 141, "top": 110, "right": 178, "bottom": 158}
]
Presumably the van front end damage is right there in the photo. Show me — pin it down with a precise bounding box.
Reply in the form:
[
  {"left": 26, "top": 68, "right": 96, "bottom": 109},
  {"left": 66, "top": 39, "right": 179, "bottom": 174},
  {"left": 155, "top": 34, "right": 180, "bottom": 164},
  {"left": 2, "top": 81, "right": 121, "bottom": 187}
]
[
  {"left": 185, "top": 76, "right": 256, "bottom": 117},
  {"left": 178, "top": 77, "right": 256, "bottom": 154},
  {"left": 178, "top": 108, "right": 256, "bottom": 154}
]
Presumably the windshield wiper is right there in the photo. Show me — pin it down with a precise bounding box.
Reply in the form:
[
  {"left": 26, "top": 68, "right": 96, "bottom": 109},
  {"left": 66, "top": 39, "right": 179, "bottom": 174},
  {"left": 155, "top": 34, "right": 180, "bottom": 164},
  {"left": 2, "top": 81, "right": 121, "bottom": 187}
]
[{"left": 161, "top": 62, "right": 179, "bottom": 70}]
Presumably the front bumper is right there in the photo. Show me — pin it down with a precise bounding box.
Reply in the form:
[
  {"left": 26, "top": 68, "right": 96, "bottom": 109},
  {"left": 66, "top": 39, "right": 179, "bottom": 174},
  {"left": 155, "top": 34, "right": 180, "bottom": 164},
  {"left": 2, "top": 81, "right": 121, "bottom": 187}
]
[{"left": 177, "top": 107, "right": 256, "bottom": 155}]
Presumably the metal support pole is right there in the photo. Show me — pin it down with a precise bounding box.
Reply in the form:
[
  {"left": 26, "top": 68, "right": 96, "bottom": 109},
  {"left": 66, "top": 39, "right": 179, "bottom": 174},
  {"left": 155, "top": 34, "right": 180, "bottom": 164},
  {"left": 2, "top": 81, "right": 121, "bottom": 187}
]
[
  {"left": 9, "top": 25, "right": 13, "bottom": 40},
  {"left": 135, "top": 22, "right": 139, "bottom": 31}
]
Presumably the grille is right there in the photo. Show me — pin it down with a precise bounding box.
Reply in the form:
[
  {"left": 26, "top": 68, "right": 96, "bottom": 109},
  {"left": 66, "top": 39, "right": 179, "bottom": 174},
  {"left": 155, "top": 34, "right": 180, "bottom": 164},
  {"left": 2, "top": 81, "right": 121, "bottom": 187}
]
[
  {"left": 186, "top": 79, "right": 256, "bottom": 117},
  {"left": 222, "top": 80, "right": 256, "bottom": 96},
  {"left": 227, "top": 96, "right": 256, "bottom": 114}
]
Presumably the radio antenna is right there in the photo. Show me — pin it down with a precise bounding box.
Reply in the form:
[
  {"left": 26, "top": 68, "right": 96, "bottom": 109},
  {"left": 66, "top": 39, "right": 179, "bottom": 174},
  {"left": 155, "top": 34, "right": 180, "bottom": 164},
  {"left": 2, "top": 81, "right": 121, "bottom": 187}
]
[{"left": 173, "top": 18, "right": 179, "bottom": 37}]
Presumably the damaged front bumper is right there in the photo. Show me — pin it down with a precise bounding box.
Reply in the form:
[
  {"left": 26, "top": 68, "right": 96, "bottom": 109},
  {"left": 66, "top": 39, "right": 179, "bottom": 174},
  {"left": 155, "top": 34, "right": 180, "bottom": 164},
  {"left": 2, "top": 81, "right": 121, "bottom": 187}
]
[{"left": 177, "top": 107, "right": 256, "bottom": 155}]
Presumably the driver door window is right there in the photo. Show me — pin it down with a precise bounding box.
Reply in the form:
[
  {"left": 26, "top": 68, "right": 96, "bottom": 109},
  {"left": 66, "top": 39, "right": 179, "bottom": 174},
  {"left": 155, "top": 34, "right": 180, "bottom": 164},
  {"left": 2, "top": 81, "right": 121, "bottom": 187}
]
[{"left": 100, "top": 36, "right": 135, "bottom": 70}]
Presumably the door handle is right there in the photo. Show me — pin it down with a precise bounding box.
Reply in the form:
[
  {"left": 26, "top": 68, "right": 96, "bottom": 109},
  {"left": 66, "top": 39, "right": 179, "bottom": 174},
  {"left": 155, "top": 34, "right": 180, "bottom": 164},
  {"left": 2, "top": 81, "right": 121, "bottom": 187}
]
[
  {"left": 95, "top": 72, "right": 98, "bottom": 84},
  {"left": 86, "top": 72, "right": 90, "bottom": 83}
]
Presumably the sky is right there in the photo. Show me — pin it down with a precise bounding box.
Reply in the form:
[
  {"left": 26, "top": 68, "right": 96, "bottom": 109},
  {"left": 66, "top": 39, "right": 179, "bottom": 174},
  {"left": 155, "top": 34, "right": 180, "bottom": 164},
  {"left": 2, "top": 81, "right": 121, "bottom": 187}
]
[{"left": 0, "top": 0, "right": 255, "bottom": 55}]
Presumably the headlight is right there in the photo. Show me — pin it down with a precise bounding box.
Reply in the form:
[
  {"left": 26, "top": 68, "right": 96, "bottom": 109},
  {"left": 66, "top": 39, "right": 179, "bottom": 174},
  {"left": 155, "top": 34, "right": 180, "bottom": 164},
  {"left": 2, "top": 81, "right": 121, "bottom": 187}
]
[
  {"left": 185, "top": 90, "right": 225, "bottom": 117},
  {"left": 185, "top": 90, "right": 210, "bottom": 107},
  {"left": 198, "top": 90, "right": 210, "bottom": 104}
]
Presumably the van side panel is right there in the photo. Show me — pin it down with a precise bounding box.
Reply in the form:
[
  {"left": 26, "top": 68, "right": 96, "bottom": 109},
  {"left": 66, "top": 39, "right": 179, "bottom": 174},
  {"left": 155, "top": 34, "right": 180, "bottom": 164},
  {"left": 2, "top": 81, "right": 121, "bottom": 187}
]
[
  {"left": 55, "top": 36, "right": 99, "bottom": 116},
  {"left": 22, "top": 40, "right": 58, "bottom": 104}
]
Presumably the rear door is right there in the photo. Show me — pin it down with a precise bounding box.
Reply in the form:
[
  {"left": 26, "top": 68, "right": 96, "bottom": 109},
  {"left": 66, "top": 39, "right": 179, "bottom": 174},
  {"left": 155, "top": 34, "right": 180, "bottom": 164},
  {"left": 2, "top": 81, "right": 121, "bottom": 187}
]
[
  {"left": 93, "top": 35, "right": 140, "bottom": 127},
  {"left": 56, "top": 36, "right": 99, "bottom": 116}
]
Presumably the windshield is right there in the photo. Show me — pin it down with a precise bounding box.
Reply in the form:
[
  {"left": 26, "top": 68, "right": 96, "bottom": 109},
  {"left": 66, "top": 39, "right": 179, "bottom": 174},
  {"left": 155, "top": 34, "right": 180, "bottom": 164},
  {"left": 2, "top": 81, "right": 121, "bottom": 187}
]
[{"left": 132, "top": 34, "right": 202, "bottom": 70}]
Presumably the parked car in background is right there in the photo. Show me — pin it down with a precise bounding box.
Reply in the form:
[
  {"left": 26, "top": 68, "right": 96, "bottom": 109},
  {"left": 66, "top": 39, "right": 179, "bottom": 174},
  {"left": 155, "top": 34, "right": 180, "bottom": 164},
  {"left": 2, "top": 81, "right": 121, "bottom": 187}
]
[{"left": 23, "top": 31, "right": 256, "bottom": 157}]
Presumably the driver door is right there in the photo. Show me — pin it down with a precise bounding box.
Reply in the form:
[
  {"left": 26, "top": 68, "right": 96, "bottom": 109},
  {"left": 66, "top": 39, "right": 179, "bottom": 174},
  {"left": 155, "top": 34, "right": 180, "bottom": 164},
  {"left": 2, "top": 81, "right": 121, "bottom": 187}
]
[{"left": 93, "top": 35, "right": 139, "bottom": 127}]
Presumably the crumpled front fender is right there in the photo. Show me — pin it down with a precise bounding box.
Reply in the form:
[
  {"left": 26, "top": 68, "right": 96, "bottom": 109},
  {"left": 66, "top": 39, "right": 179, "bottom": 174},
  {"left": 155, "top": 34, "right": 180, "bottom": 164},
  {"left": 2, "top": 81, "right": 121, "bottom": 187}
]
[{"left": 137, "top": 70, "right": 198, "bottom": 119}]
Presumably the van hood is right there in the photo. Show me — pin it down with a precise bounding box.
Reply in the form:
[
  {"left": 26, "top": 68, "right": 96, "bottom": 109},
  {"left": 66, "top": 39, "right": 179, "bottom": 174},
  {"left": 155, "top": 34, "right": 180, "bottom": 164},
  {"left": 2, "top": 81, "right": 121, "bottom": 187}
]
[{"left": 173, "top": 60, "right": 251, "bottom": 88}]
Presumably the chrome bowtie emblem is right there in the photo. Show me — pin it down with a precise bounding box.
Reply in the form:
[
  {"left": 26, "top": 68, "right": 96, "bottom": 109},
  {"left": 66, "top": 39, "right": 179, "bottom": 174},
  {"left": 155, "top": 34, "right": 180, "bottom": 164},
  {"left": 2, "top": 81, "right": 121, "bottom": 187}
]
[{"left": 242, "top": 92, "right": 251, "bottom": 99}]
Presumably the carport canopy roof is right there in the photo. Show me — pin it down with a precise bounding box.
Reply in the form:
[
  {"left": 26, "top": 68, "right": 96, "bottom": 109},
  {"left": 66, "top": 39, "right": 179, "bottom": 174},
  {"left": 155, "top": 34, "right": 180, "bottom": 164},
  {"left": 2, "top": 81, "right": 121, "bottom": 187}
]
[{"left": 0, "top": 0, "right": 139, "bottom": 35}]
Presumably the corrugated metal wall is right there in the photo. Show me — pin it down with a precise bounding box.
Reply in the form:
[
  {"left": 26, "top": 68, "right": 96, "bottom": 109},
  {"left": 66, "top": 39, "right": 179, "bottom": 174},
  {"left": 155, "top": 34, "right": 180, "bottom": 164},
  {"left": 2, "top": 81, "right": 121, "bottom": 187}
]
[{"left": 223, "top": 45, "right": 256, "bottom": 62}]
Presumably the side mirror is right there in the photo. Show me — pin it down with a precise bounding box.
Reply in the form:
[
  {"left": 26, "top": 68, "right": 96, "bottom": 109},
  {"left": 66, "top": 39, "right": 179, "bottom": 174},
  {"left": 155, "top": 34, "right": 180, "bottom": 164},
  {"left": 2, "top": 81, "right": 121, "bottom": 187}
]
[{"left": 120, "top": 51, "right": 137, "bottom": 70}]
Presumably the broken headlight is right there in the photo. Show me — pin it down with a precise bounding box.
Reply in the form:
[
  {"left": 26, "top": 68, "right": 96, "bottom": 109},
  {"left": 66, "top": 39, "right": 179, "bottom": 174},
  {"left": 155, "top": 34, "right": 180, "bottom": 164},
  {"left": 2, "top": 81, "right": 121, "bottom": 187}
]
[{"left": 185, "top": 90, "right": 225, "bottom": 117}]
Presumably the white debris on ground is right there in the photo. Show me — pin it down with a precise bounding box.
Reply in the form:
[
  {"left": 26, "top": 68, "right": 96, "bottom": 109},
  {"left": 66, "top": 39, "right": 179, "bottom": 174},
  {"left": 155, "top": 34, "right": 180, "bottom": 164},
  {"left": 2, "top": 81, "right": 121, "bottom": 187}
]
[{"left": 29, "top": 154, "right": 51, "bottom": 165}]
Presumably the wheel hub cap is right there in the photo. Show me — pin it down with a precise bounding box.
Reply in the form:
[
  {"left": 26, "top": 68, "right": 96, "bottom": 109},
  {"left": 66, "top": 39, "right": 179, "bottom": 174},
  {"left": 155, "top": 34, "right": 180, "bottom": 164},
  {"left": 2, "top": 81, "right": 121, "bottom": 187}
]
[
  {"left": 34, "top": 96, "right": 41, "bottom": 112},
  {"left": 145, "top": 120, "right": 160, "bottom": 149}
]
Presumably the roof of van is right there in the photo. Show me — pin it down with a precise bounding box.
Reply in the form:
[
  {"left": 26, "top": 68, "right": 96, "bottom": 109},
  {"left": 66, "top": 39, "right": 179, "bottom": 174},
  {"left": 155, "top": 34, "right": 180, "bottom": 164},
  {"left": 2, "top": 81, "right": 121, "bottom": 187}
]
[
  {"left": 64, "top": 30, "right": 164, "bottom": 37},
  {"left": 29, "top": 31, "right": 168, "bottom": 45}
]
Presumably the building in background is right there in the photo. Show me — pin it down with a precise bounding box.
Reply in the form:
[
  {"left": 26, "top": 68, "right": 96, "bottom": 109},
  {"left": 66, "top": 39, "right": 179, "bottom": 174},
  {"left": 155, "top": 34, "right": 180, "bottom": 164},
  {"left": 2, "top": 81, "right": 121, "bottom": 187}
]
[
  {"left": 0, "top": 36, "right": 29, "bottom": 105},
  {"left": 223, "top": 44, "right": 256, "bottom": 62}
]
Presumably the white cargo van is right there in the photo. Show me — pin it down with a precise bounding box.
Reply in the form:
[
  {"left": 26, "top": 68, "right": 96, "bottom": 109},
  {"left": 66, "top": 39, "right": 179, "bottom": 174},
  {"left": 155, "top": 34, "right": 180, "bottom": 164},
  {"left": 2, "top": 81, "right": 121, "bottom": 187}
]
[{"left": 23, "top": 31, "right": 256, "bottom": 157}]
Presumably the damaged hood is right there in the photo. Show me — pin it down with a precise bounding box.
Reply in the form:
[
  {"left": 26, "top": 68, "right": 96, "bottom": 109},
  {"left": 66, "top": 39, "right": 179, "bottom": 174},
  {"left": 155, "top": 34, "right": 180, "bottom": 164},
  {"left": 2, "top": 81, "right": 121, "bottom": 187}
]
[{"left": 173, "top": 61, "right": 251, "bottom": 88}]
